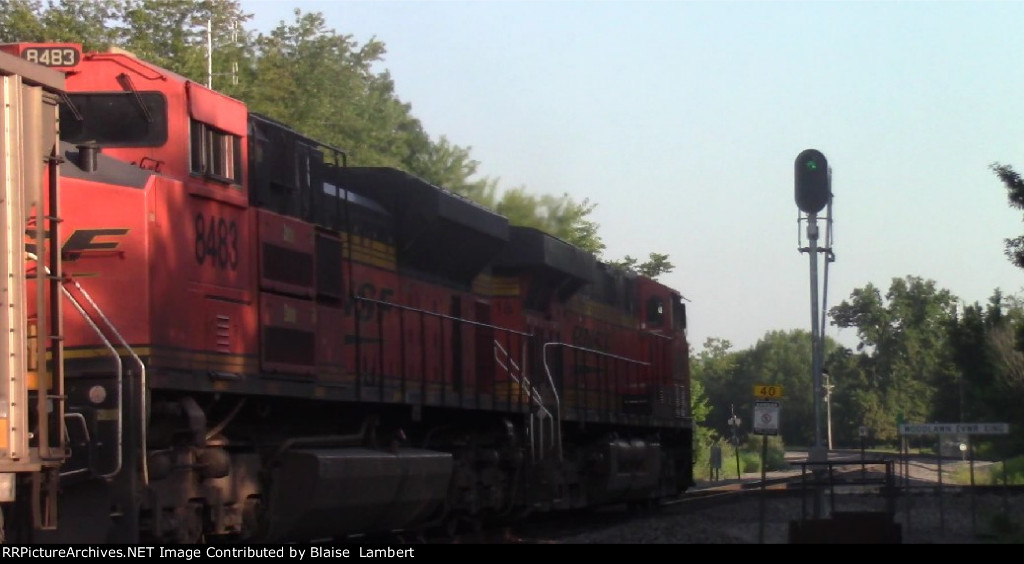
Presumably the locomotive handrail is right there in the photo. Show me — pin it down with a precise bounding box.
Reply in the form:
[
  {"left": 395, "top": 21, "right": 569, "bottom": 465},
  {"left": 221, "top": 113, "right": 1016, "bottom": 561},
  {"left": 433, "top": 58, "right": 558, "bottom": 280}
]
[
  {"left": 90, "top": 51, "right": 166, "bottom": 81},
  {"left": 58, "top": 284, "right": 121, "bottom": 478},
  {"left": 541, "top": 342, "right": 653, "bottom": 461},
  {"left": 28, "top": 252, "right": 130, "bottom": 480},
  {"left": 351, "top": 295, "right": 533, "bottom": 336},
  {"left": 493, "top": 340, "right": 551, "bottom": 418},
  {"left": 544, "top": 342, "right": 653, "bottom": 367},
  {"left": 642, "top": 330, "right": 674, "bottom": 341},
  {"left": 61, "top": 276, "right": 147, "bottom": 484},
  {"left": 62, "top": 278, "right": 147, "bottom": 485}
]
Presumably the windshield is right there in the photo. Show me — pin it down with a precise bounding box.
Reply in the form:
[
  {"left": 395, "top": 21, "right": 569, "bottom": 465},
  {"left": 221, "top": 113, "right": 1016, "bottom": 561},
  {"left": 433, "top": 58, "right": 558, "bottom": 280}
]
[{"left": 60, "top": 92, "right": 168, "bottom": 147}]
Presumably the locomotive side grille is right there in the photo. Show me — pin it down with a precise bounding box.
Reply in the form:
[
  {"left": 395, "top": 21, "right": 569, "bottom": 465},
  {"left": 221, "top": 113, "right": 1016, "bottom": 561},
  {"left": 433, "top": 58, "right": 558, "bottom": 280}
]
[
  {"left": 316, "top": 234, "right": 343, "bottom": 300},
  {"left": 262, "top": 242, "right": 314, "bottom": 289},
  {"left": 263, "top": 326, "right": 316, "bottom": 367}
]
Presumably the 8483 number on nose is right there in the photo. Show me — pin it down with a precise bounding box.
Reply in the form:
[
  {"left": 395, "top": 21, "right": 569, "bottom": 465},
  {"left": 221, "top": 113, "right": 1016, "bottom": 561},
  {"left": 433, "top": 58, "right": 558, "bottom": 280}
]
[{"left": 194, "top": 213, "right": 239, "bottom": 270}]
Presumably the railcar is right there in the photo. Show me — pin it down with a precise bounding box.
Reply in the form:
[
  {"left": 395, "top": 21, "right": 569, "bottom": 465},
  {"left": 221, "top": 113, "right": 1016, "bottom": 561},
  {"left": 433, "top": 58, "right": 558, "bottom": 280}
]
[{"left": 0, "top": 42, "right": 694, "bottom": 544}]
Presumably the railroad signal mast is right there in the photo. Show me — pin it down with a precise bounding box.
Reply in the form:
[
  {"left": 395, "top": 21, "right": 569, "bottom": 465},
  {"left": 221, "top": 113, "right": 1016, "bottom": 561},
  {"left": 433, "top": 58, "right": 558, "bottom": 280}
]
[{"left": 795, "top": 148, "right": 835, "bottom": 462}]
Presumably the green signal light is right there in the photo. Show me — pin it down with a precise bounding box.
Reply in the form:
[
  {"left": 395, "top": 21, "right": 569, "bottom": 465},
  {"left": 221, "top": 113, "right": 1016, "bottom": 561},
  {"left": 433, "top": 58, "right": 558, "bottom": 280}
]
[{"left": 805, "top": 160, "right": 818, "bottom": 171}]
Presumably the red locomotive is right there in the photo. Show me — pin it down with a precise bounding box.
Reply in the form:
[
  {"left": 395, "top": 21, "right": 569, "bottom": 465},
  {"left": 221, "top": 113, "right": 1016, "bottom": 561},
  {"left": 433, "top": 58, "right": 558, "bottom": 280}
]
[{"left": 0, "top": 42, "right": 694, "bottom": 544}]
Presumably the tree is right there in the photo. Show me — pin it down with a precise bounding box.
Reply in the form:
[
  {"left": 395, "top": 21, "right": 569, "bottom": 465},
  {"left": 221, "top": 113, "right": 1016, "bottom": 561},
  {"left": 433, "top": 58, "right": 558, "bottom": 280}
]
[
  {"left": 986, "top": 322, "right": 1024, "bottom": 453},
  {"left": 493, "top": 188, "right": 604, "bottom": 254},
  {"left": 829, "top": 276, "right": 959, "bottom": 443},
  {"left": 739, "top": 330, "right": 824, "bottom": 446},
  {"left": 0, "top": 0, "right": 123, "bottom": 47},
  {"left": 952, "top": 291, "right": 1024, "bottom": 454},
  {"left": 690, "top": 338, "right": 742, "bottom": 442},
  {"left": 118, "top": 0, "right": 252, "bottom": 87},
  {"left": 687, "top": 376, "right": 717, "bottom": 477},
  {"left": 606, "top": 253, "right": 675, "bottom": 279},
  {"left": 991, "top": 162, "right": 1024, "bottom": 269}
]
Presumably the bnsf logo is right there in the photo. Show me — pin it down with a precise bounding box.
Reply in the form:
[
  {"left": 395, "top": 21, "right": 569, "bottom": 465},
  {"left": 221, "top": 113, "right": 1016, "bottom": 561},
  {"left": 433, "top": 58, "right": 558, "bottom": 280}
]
[{"left": 24, "top": 228, "right": 129, "bottom": 261}]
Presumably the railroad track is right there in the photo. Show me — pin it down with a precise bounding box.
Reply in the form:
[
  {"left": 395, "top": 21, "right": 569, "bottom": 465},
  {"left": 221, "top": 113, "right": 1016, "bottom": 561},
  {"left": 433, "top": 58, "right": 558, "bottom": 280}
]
[
  {"left": 344, "top": 462, "right": 1024, "bottom": 544},
  {"left": 456, "top": 466, "right": 1024, "bottom": 544}
]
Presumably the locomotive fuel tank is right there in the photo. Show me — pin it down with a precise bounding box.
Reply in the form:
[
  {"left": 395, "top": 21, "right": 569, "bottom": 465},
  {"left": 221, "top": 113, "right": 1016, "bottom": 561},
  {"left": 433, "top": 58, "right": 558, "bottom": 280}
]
[
  {"left": 261, "top": 447, "right": 453, "bottom": 541},
  {"left": 586, "top": 436, "right": 662, "bottom": 505}
]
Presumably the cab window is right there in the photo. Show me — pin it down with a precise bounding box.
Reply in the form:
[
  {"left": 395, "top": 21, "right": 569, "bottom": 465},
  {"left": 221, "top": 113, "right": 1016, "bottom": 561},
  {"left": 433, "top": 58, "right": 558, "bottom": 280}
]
[
  {"left": 190, "top": 119, "right": 242, "bottom": 185},
  {"left": 60, "top": 92, "right": 168, "bottom": 147},
  {"left": 646, "top": 296, "right": 664, "bottom": 327}
]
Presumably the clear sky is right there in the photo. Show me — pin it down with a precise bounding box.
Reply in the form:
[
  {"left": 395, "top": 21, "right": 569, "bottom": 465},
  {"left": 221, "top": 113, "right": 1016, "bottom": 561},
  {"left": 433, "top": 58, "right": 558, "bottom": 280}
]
[{"left": 237, "top": 0, "right": 1024, "bottom": 353}]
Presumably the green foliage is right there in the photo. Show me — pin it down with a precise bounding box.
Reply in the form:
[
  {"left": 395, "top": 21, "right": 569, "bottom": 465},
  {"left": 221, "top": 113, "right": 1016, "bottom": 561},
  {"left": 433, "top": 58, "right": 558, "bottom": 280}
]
[
  {"left": 688, "top": 379, "right": 721, "bottom": 482},
  {"left": 605, "top": 252, "right": 674, "bottom": 279},
  {"left": 739, "top": 449, "right": 760, "bottom": 475},
  {"left": 739, "top": 330, "right": 818, "bottom": 445},
  {"left": 690, "top": 337, "right": 742, "bottom": 443},
  {"left": 759, "top": 435, "right": 789, "bottom": 471},
  {"left": 494, "top": 189, "right": 604, "bottom": 255},
  {"left": 829, "top": 276, "right": 960, "bottom": 443},
  {"left": 991, "top": 162, "right": 1024, "bottom": 269},
  {"left": 987, "top": 456, "right": 1024, "bottom": 486},
  {"left": 943, "top": 455, "right": 1024, "bottom": 489},
  {"left": 721, "top": 435, "right": 789, "bottom": 476},
  {"left": 0, "top": 0, "right": 46, "bottom": 43},
  {"left": 0, "top": 0, "right": 122, "bottom": 47},
  {"left": 691, "top": 431, "right": 788, "bottom": 481}
]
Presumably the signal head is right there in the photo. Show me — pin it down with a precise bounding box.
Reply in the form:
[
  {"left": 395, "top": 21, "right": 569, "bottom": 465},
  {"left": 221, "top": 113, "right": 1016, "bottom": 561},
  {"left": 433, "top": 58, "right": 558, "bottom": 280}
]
[{"left": 794, "top": 149, "right": 830, "bottom": 214}]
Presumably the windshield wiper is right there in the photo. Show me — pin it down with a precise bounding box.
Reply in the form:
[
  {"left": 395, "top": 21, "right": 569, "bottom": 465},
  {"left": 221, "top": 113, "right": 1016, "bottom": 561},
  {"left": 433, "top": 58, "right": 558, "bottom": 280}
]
[{"left": 116, "top": 73, "right": 153, "bottom": 123}]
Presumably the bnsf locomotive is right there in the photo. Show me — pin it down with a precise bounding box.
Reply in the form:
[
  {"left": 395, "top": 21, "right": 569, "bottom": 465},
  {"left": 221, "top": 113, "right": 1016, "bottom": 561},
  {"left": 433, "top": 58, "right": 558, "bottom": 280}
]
[{"left": 0, "top": 42, "right": 693, "bottom": 544}]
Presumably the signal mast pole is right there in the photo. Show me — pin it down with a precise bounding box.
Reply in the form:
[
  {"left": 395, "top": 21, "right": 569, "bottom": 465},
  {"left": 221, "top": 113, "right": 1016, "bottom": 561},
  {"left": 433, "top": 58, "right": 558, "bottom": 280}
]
[
  {"left": 794, "top": 149, "right": 834, "bottom": 464},
  {"left": 806, "top": 210, "right": 823, "bottom": 457}
]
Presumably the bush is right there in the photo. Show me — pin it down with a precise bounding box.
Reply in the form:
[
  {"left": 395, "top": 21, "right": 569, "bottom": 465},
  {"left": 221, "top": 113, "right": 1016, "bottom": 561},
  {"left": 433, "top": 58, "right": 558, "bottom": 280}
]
[
  {"left": 742, "top": 435, "right": 788, "bottom": 471},
  {"left": 986, "top": 456, "right": 1024, "bottom": 486}
]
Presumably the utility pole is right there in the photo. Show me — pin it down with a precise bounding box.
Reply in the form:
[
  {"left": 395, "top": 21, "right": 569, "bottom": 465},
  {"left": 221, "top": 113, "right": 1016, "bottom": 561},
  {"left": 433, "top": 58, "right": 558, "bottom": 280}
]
[
  {"left": 823, "top": 369, "right": 834, "bottom": 449},
  {"left": 206, "top": 19, "right": 212, "bottom": 88},
  {"left": 204, "top": 19, "right": 240, "bottom": 89}
]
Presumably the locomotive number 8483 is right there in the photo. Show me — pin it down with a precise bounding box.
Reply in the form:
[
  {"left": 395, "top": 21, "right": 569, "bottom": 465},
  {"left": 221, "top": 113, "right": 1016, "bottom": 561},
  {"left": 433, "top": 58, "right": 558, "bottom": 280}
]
[{"left": 0, "top": 41, "right": 694, "bottom": 544}]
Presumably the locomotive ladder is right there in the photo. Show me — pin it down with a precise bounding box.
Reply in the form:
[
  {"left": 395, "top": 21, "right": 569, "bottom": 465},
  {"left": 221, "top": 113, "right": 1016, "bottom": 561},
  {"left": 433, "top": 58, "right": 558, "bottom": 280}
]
[
  {"left": 0, "top": 53, "right": 69, "bottom": 537},
  {"left": 493, "top": 341, "right": 560, "bottom": 462}
]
